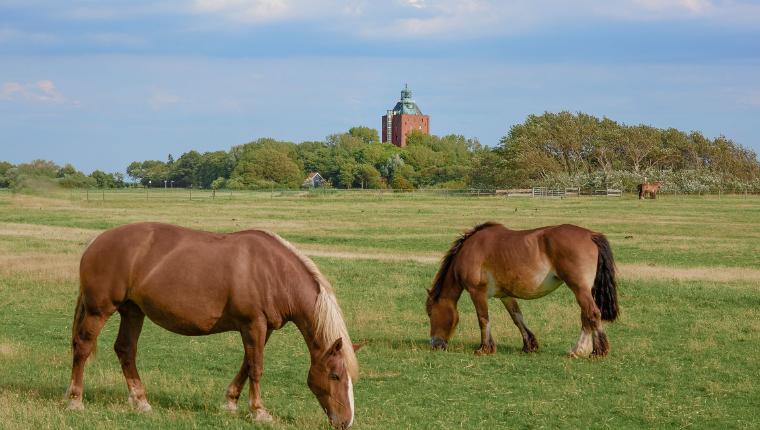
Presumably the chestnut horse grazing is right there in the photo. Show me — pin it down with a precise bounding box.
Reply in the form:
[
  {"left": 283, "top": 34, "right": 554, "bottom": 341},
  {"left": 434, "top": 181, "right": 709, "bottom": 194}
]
[
  {"left": 426, "top": 223, "right": 619, "bottom": 358},
  {"left": 637, "top": 181, "right": 663, "bottom": 199},
  {"left": 66, "top": 222, "right": 358, "bottom": 429}
]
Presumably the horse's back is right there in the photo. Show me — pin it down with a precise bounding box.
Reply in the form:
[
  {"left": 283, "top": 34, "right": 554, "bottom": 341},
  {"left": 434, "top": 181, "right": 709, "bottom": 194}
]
[
  {"left": 454, "top": 223, "right": 599, "bottom": 297},
  {"left": 79, "top": 223, "right": 305, "bottom": 335},
  {"left": 454, "top": 224, "right": 549, "bottom": 291}
]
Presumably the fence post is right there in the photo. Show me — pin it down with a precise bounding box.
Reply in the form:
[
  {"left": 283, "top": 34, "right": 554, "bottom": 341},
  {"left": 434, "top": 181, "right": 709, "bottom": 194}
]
[
  {"left": 102, "top": 190, "right": 105, "bottom": 201},
  {"left": 86, "top": 189, "right": 89, "bottom": 201},
  {"left": 189, "top": 188, "right": 192, "bottom": 201}
]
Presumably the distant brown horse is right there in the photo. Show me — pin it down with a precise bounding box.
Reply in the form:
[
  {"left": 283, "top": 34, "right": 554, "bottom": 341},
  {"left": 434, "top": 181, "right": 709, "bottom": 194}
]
[
  {"left": 66, "top": 222, "right": 359, "bottom": 429},
  {"left": 426, "top": 223, "right": 618, "bottom": 358},
  {"left": 637, "top": 181, "right": 663, "bottom": 199}
]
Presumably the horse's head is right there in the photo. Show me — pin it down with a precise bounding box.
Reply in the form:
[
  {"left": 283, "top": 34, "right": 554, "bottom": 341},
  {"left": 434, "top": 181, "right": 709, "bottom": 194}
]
[
  {"left": 308, "top": 338, "right": 357, "bottom": 429},
  {"left": 426, "top": 289, "right": 459, "bottom": 350}
]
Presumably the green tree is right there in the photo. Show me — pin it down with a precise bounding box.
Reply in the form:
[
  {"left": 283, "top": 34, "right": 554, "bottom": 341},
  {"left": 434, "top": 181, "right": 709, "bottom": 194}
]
[
  {"left": 0, "top": 161, "right": 14, "bottom": 188},
  {"left": 169, "top": 150, "right": 202, "bottom": 187},
  {"left": 231, "top": 148, "right": 303, "bottom": 188},
  {"left": 195, "top": 151, "right": 233, "bottom": 188},
  {"left": 348, "top": 126, "right": 379, "bottom": 144},
  {"left": 90, "top": 170, "right": 115, "bottom": 188},
  {"left": 355, "top": 164, "right": 382, "bottom": 189}
]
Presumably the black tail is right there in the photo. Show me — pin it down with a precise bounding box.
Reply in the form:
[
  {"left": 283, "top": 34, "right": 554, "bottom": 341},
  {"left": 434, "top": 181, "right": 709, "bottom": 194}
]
[
  {"left": 71, "top": 291, "right": 97, "bottom": 360},
  {"left": 636, "top": 184, "right": 643, "bottom": 199},
  {"left": 591, "top": 234, "right": 619, "bottom": 321},
  {"left": 430, "top": 222, "right": 498, "bottom": 300}
]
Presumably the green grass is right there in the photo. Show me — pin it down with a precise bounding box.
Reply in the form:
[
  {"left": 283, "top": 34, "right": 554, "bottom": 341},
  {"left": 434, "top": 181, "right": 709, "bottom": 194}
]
[{"left": 0, "top": 191, "right": 759, "bottom": 429}]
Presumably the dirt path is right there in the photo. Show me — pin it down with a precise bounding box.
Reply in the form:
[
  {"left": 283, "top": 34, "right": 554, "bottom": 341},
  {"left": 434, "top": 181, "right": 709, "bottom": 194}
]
[{"left": 1, "top": 222, "right": 758, "bottom": 284}]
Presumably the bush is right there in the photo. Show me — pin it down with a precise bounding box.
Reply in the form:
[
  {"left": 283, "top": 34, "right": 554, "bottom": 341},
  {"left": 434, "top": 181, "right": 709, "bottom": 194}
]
[
  {"left": 210, "top": 177, "right": 226, "bottom": 190},
  {"left": 391, "top": 176, "right": 414, "bottom": 191},
  {"left": 225, "top": 177, "right": 246, "bottom": 190}
]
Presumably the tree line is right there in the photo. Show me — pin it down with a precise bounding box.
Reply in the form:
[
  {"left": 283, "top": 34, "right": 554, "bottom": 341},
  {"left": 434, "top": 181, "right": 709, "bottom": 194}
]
[
  {"left": 0, "top": 159, "right": 126, "bottom": 190},
  {"left": 2, "top": 113, "right": 759, "bottom": 193},
  {"left": 123, "top": 126, "right": 479, "bottom": 191}
]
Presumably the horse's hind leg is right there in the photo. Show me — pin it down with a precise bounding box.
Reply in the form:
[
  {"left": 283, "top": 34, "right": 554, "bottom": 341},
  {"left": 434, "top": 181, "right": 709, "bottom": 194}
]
[
  {"left": 568, "top": 285, "right": 609, "bottom": 358},
  {"left": 500, "top": 298, "right": 539, "bottom": 353},
  {"left": 114, "top": 302, "right": 151, "bottom": 412},
  {"left": 66, "top": 303, "right": 113, "bottom": 410},
  {"left": 469, "top": 289, "right": 496, "bottom": 355}
]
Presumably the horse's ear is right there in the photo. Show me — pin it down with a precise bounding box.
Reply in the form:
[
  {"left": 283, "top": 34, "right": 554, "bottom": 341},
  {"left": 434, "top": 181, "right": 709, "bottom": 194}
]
[{"left": 327, "top": 338, "right": 343, "bottom": 356}]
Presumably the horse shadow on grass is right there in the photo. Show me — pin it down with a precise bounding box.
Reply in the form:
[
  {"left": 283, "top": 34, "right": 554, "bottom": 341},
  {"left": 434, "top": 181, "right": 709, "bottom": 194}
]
[
  {"left": 360, "top": 335, "right": 534, "bottom": 356},
  {"left": 0, "top": 380, "right": 251, "bottom": 418}
]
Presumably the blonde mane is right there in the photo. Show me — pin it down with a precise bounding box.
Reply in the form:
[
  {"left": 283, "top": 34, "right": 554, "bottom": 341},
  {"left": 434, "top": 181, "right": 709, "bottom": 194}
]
[{"left": 261, "top": 231, "right": 359, "bottom": 380}]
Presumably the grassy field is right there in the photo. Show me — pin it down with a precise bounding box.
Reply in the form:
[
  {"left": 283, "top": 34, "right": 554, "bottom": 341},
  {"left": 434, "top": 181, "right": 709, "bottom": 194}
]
[{"left": 1, "top": 190, "right": 759, "bottom": 429}]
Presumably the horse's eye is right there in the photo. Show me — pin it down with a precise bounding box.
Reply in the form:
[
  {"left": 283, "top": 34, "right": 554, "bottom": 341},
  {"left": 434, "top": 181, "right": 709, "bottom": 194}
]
[{"left": 329, "top": 373, "right": 340, "bottom": 381}]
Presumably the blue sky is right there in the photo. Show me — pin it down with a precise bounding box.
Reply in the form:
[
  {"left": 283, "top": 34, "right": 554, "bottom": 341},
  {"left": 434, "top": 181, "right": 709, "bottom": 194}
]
[{"left": 1, "top": 0, "right": 759, "bottom": 173}]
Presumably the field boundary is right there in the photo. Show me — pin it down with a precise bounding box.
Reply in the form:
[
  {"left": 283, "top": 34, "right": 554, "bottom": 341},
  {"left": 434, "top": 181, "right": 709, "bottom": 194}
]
[{"left": 56, "top": 187, "right": 760, "bottom": 202}]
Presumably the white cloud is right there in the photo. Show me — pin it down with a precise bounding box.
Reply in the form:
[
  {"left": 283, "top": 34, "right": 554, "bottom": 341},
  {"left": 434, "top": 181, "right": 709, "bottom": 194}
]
[
  {"left": 192, "top": 0, "right": 307, "bottom": 22},
  {"left": 633, "top": 0, "right": 713, "bottom": 15},
  {"left": 402, "top": 0, "right": 427, "bottom": 9},
  {"left": 148, "top": 90, "right": 181, "bottom": 110},
  {"left": 82, "top": 32, "right": 147, "bottom": 48},
  {"left": 0, "top": 80, "right": 76, "bottom": 105},
  {"left": 0, "top": 27, "right": 57, "bottom": 44},
  {"left": 188, "top": 0, "right": 760, "bottom": 39},
  {"left": 63, "top": 2, "right": 184, "bottom": 21}
]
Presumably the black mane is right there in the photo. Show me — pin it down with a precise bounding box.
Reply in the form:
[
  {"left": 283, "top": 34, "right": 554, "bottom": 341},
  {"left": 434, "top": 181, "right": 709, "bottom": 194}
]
[{"left": 429, "top": 222, "right": 499, "bottom": 301}]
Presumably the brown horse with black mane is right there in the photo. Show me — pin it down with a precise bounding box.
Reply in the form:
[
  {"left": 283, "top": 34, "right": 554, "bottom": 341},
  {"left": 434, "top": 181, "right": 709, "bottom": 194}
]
[
  {"left": 426, "top": 222, "right": 618, "bottom": 358},
  {"left": 66, "top": 222, "right": 359, "bottom": 429},
  {"left": 637, "top": 181, "right": 663, "bottom": 199}
]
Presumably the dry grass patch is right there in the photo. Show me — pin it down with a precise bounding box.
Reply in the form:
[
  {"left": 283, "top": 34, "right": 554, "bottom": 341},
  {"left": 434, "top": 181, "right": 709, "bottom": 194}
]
[
  {"left": 300, "top": 247, "right": 439, "bottom": 264},
  {"left": 0, "top": 341, "right": 19, "bottom": 357},
  {"left": 619, "top": 264, "right": 760, "bottom": 284},
  {"left": 0, "top": 222, "right": 100, "bottom": 243},
  {"left": 0, "top": 253, "right": 79, "bottom": 283}
]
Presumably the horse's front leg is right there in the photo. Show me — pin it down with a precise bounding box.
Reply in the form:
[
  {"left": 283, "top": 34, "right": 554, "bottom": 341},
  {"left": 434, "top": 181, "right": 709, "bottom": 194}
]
[
  {"left": 241, "top": 324, "right": 273, "bottom": 422},
  {"left": 469, "top": 289, "right": 496, "bottom": 355},
  {"left": 500, "top": 297, "right": 539, "bottom": 353},
  {"left": 223, "top": 356, "right": 248, "bottom": 412}
]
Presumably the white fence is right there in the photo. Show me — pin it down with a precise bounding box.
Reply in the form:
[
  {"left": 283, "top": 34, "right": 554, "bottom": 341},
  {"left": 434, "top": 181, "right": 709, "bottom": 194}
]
[{"left": 496, "top": 187, "right": 621, "bottom": 198}]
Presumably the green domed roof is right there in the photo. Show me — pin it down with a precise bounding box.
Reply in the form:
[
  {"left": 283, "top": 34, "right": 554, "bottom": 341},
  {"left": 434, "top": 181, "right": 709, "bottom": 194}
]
[{"left": 391, "top": 84, "right": 423, "bottom": 115}]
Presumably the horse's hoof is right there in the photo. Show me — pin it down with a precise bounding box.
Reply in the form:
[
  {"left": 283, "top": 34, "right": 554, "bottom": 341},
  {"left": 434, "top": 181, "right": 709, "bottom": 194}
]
[
  {"left": 252, "top": 408, "right": 273, "bottom": 423},
  {"left": 567, "top": 350, "right": 590, "bottom": 359},
  {"left": 128, "top": 396, "right": 152, "bottom": 413},
  {"left": 223, "top": 401, "right": 238, "bottom": 413},
  {"left": 131, "top": 401, "right": 152, "bottom": 413},
  {"left": 67, "top": 399, "right": 85, "bottom": 411},
  {"left": 474, "top": 344, "right": 496, "bottom": 355}
]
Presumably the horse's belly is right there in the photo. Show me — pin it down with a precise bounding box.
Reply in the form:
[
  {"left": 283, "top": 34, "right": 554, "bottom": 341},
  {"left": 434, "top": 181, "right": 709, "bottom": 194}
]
[
  {"left": 130, "top": 288, "right": 233, "bottom": 335},
  {"left": 489, "top": 269, "right": 564, "bottom": 300},
  {"left": 526, "top": 271, "right": 564, "bottom": 298}
]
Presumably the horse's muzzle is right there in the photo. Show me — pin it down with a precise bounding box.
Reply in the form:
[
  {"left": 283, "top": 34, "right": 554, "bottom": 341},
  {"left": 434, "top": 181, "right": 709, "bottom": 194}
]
[
  {"left": 430, "top": 337, "right": 448, "bottom": 350},
  {"left": 329, "top": 413, "right": 352, "bottom": 429}
]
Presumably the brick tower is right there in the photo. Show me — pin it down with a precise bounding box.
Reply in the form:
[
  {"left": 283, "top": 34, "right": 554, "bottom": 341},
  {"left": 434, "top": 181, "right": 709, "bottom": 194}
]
[{"left": 382, "top": 85, "right": 429, "bottom": 147}]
